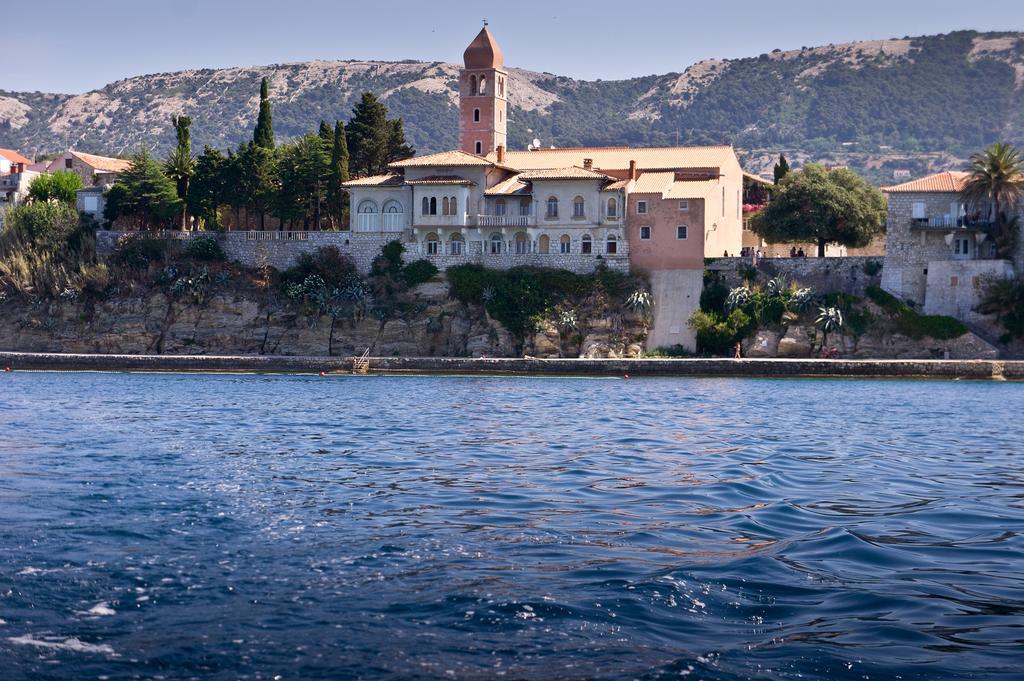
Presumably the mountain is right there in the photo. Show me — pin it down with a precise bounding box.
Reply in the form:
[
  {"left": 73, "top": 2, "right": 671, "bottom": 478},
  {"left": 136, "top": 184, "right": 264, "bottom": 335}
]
[{"left": 2, "top": 30, "right": 1023, "bottom": 182}]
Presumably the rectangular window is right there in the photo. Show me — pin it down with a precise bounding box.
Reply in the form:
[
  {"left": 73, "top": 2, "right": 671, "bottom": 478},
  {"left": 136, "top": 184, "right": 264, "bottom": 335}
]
[
  {"left": 678, "top": 201, "right": 688, "bottom": 212},
  {"left": 722, "top": 187, "right": 726, "bottom": 217},
  {"left": 573, "top": 201, "right": 585, "bottom": 218},
  {"left": 65, "top": 158, "right": 73, "bottom": 169},
  {"left": 912, "top": 202, "right": 926, "bottom": 219},
  {"left": 427, "top": 241, "right": 439, "bottom": 255},
  {"left": 676, "top": 225, "right": 688, "bottom": 240},
  {"left": 637, "top": 201, "right": 648, "bottom": 215},
  {"left": 581, "top": 240, "right": 592, "bottom": 254},
  {"left": 450, "top": 240, "right": 463, "bottom": 255},
  {"left": 640, "top": 226, "right": 651, "bottom": 240},
  {"left": 560, "top": 239, "right": 571, "bottom": 254}
]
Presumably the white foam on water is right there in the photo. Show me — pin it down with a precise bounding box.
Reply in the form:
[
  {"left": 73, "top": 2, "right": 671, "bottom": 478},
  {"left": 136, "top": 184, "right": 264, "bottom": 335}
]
[
  {"left": 0, "top": 619, "right": 7, "bottom": 625},
  {"left": 81, "top": 602, "right": 116, "bottom": 617},
  {"left": 8, "top": 634, "right": 115, "bottom": 655}
]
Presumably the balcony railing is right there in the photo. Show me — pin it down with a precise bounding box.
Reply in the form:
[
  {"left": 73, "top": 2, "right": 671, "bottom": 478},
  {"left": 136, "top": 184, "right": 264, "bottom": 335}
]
[
  {"left": 911, "top": 216, "right": 996, "bottom": 230},
  {"left": 475, "top": 214, "right": 533, "bottom": 228}
]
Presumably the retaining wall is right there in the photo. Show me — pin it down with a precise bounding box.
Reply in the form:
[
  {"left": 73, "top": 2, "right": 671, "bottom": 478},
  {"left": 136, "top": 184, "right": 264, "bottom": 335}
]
[
  {"left": 2, "top": 351, "right": 1021, "bottom": 379},
  {"left": 708, "top": 256, "right": 883, "bottom": 296}
]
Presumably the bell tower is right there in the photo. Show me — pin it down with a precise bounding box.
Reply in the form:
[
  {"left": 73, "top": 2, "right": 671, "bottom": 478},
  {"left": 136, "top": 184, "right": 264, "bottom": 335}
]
[{"left": 459, "top": 25, "right": 508, "bottom": 156}]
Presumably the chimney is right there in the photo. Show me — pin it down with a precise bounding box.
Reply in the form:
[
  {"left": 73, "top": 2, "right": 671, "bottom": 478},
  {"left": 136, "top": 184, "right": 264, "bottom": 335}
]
[
  {"left": 496, "top": 144, "right": 505, "bottom": 163},
  {"left": 628, "top": 160, "right": 638, "bottom": 180},
  {"left": 583, "top": 158, "right": 593, "bottom": 170},
  {"left": 15, "top": 162, "right": 24, "bottom": 174}
]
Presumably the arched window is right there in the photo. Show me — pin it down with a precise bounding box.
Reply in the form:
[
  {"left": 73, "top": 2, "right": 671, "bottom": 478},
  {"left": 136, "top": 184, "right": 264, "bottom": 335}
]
[
  {"left": 607, "top": 197, "right": 618, "bottom": 218},
  {"left": 449, "top": 196, "right": 458, "bottom": 216},
  {"left": 606, "top": 234, "right": 618, "bottom": 254},
  {"left": 357, "top": 200, "right": 379, "bottom": 232},
  {"left": 473, "top": 108, "right": 480, "bottom": 122},
  {"left": 422, "top": 197, "right": 429, "bottom": 216},
  {"left": 573, "top": 196, "right": 585, "bottom": 219},
  {"left": 489, "top": 233, "right": 503, "bottom": 255},
  {"left": 519, "top": 198, "right": 531, "bottom": 217},
  {"left": 538, "top": 234, "right": 550, "bottom": 254},
  {"left": 442, "top": 197, "right": 450, "bottom": 216},
  {"left": 475, "top": 141, "right": 482, "bottom": 155},
  {"left": 499, "top": 77, "right": 505, "bottom": 97},
  {"left": 514, "top": 231, "right": 530, "bottom": 254},
  {"left": 469, "top": 75, "right": 477, "bottom": 96},
  {"left": 450, "top": 232, "right": 465, "bottom": 255},
  {"left": 382, "top": 200, "right": 403, "bottom": 231},
  {"left": 546, "top": 196, "right": 559, "bottom": 219},
  {"left": 425, "top": 232, "right": 440, "bottom": 255},
  {"left": 383, "top": 200, "right": 402, "bottom": 213},
  {"left": 479, "top": 76, "right": 486, "bottom": 94},
  {"left": 559, "top": 234, "right": 571, "bottom": 254},
  {"left": 495, "top": 198, "right": 506, "bottom": 216},
  {"left": 581, "top": 234, "right": 593, "bottom": 254},
  {"left": 429, "top": 197, "right": 437, "bottom": 215},
  {"left": 357, "top": 200, "right": 378, "bottom": 214}
]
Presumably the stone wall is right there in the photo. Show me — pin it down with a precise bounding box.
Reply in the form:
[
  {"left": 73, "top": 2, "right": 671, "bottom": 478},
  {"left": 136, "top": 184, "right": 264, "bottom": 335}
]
[
  {"left": 95, "top": 230, "right": 628, "bottom": 275},
  {"left": 708, "top": 256, "right": 884, "bottom": 296},
  {"left": 923, "top": 260, "right": 1014, "bottom": 324}
]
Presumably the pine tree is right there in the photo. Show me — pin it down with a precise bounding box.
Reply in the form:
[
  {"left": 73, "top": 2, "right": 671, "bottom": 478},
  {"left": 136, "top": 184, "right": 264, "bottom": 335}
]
[
  {"left": 329, "top": 120, "right": 350, "bottom": 229},
  {"left": 386, "top": 119, "right": 415, "bottom": 166},
  {"left": 346, "top": 92, "right": 391, "bottom": 177},
  {"left": 253, "top": 77, "right": 275, "bottom": 149},
  {"left": 773, "top": 153, "right": 790, "bottom": 185},
  {"left": 319, "top": 120, "right": 333, "bottom": 143},
  {"left": 235, "top": 142, "right": 278, "bottom": 229},
  {"left": 188, "top": 146, "right": 228, "bottom": 230},
  {"left": 105, "top": 149, "right": 182, "bottom": 230}
]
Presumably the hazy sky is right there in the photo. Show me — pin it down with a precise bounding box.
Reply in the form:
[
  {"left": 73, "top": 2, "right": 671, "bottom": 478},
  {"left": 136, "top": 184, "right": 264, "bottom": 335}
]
[{"left": 7, "top": 0, "right": 1024, "bottom": 93}]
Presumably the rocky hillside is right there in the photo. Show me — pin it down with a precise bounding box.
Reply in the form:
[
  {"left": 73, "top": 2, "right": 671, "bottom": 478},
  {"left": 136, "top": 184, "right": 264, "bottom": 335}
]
[{"left": 2, "top": 30, "right": 1023, "bottom": 180}]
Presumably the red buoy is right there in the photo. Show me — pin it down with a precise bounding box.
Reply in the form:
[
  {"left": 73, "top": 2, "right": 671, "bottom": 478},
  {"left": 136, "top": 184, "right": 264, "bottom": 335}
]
[
  {"left": 623, "top": 374, "right": 630, "bottom": 380},
  {"left": 4, "top": 367, "right": 10, "bottom": 373},
  {"left": 319, "top": 371, "right": 326, "bottom": 377}
]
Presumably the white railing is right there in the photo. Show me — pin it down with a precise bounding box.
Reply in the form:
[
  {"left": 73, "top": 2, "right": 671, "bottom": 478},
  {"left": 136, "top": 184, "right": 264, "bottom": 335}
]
[
  {"left": 414, "top": 214, "right": 470, "bottom": 227},
  {"left": 245, "top": 231, "right": 309, "bottom": 241},
  {"left": 476, "top": 214, "right": 533, "bottom": 228}
]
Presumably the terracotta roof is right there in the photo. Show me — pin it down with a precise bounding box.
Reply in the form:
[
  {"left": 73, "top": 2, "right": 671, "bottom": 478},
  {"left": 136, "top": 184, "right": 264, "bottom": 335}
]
[
  {"left": 743, "top": 171, "right": 773, "bottom": 185},
  {"left": 464, "top": 26, "right": 504, "bottom": 69},
  {"left": 488, "top": 146, "right": 737, "bottom": 172},
  {"left": 390, "top": 150, "right": 492, "bottom": 168},
  {"left": 341, "top": 173, "right": 404, "bottom": 187},
  {"left": 601, "top": 179, "right": 631, "bottom": 192},
  {"left": 630, "top": 171, "right": 675, "bottom": 194},
  {"left": 881, "top": 171, "right": 969, "bottom": 193},
  {"left": 404, "top": 175, "right": 475, "bottom": 186},
  {"left": 71, "top": 151, "right": 132, "bottom": 173},
  {"left": 485, "top": 176, "right": 532, "bottom": 195},
  {"left": 517, "top": 166, "right": 609, "bottom": 181},
  {"left": 0, "top": 148, "right": 32, "bottom": 166}
]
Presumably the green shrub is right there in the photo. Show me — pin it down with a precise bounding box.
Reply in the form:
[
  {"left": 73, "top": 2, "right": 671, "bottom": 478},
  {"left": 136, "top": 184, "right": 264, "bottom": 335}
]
[
  {"left": 3, "top": 202, "right": 79, "bottom": 252},
  {"left": 688, "top": 308, "right": 754, "bottom": 355},
  {"left": 402, "top": 259, "right": 439, "bottom": 287},
  {"left": 700, "top": 270, "right": 729, "bottom": 314},
  {"left": 184, "top": 235, "right": 226, "bottom": 262},
  {"left": 642, "top": 344, "right": 693, "bottom": 357},
  {"left": 976, "top": 278, "right": 1024, "bottom": 341},
  {"left": 738, "top": 263, "right": 759, "bottom": 282},
  {"left": 281, "top": 246, "right": 359, "bottom": 290},
  {"left": 112, "top": 232, "right": 168, "bottom": 268},
  {"left": 866, "top": 285, "right": 966, "bottom": 340}
]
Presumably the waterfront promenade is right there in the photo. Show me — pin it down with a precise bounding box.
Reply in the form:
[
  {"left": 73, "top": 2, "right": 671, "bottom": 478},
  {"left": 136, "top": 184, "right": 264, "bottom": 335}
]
[{"left": 1, "top": 351, "right": 1021, "bottom": 379}]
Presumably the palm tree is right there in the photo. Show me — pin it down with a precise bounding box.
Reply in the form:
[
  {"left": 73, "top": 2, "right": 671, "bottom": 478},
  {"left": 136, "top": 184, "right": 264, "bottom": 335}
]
[{"left": 960, "top": 142, "right": 1024, "bottom": 227}]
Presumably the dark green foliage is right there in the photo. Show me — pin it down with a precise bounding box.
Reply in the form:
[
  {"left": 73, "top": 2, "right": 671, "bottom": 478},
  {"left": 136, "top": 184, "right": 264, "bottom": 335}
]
[
  {"left": 165, "top": 115, "right": 196, "bottom": 229},
  {"left": 346, "top": 92, "right": 414, "bottom": 177},
  {"left": 329, "top": 120, "right": 350, "bottom": 228},
  {"left": 641, "top": 344, "right": 694, "bottom": 357},
  {"left": 866, "top": 285, "right": 966, "bottom": 339},
  {"left": 187, "top": 146, "right": 229, "bottom": 229},
  {"left": 374, "top": 240, "right": 406, "bottom": 273},
  {"left": 280, "top": 246, "right": 359, "bottom": 290},
  {"left": 275, "top": 133, "right": 330, "bottom": 228},
  {"left": 751, "top": 164, "right": 886, "bottom": 256},
  {"left": 772, "top": 154, "right": 789, "bottom": 184},
  {"left": 862, "top": 259, "right": 883, "bottom": 277},
  {"left": 447, "top": 264, "right": 634, "bottom": 339},
  {"left": 184, "top": 235, "right": 225, "bottom": 262},
  {"left": 232, "top": 142, "right": 278, "bottom": 229},
  {"left": 103, "top": 150, "right": 182, "bottom": 229},
  {"left": 738, "top": 264, "right": 759, "bottom": 282},
  {"left": 112, "top": 232, "right": 168, "bottom": 268},
  {"left": 699, "top": 270, "right": 729, "bottom": 314},
  {"left": 976, "top": 278, "right": 1024, "bottom": 341},
  {"left": 27, "top": 170, "right": 83, "bottom": 205},
  {"left": 688, "top": 308, "right": 754, "bottom": 355},
  {"left": 402, "top": 259, "right": 438, "bottom": 287},
  {"left": 4, "top": 201, "right": 79, "bottom": 251},
  {"left": 254, "top": 77, "right": 275, "bottom": 149}
]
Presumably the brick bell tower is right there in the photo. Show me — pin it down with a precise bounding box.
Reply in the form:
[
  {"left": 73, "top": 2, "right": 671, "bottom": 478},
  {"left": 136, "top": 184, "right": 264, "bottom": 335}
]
[{"left": 459, "top": 24, "right": 508, "bottom": 156}]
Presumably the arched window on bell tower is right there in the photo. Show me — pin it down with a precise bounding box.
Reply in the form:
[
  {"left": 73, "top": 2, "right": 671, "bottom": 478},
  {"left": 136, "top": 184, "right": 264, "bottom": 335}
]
[
  {"left": 479, "top": 75, "right": 487, "bottom": 94},
  {"left": 469, "top": 75, "right": 477, "bottom": 96}
]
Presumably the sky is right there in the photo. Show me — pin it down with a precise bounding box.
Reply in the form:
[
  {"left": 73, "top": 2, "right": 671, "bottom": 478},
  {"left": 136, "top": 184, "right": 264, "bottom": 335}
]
[{"left": 6, "top": 0, "right": 1024, "bottom": 93}]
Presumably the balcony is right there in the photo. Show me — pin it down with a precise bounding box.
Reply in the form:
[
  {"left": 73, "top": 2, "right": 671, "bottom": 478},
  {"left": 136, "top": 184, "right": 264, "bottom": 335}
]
[
  {"left": 911, "top": 216, "right": 995, "bottom": 230},
  {"left": 475, "top": 214, "right": 534, "bottom": 228}
]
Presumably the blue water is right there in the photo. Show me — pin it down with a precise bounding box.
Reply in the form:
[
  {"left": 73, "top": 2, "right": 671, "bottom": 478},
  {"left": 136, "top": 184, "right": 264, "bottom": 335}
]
[{"left": 1, "top": 373, "right": 1022, "bottom": 680}]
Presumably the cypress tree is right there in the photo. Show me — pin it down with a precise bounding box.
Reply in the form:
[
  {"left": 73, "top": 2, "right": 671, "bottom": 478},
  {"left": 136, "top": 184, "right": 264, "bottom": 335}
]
[
  {"left": 773, "top": 153, "right": 790, "bottom": 185},
  {"left": 330, "top": 120, "right": 350, "bottom": 228},
  {"left": 319, "top": 120, "right": 333, "bottom": 143},
  {"left": 346, "top": 92, "right": 390, "bottom": 177},
  {"left": 253, "top": 77, "right": 275, "bottom": 149}
]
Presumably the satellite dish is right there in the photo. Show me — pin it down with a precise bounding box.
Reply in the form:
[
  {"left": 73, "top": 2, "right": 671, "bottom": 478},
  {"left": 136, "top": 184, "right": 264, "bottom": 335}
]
[{"left": 532, "top": 138, "right": 541, "bottom": 148}]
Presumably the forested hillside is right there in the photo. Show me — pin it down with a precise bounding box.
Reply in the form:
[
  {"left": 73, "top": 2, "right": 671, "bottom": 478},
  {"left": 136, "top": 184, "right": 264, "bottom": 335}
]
[{"left": 2, "top": 30, "right": 1022, "bottom": 180}]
